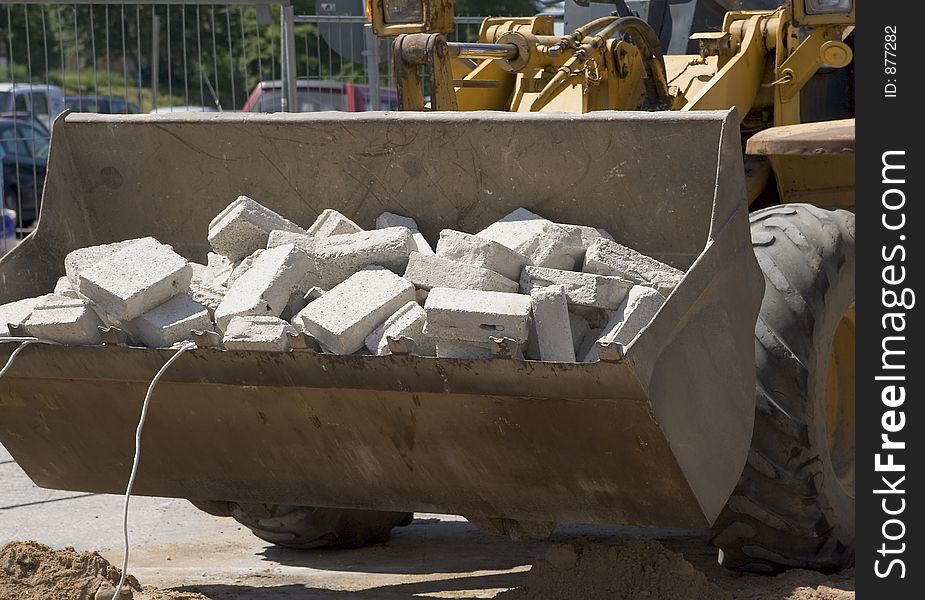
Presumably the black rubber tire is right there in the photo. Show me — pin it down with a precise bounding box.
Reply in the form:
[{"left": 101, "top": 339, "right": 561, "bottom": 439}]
[
  {"left": 711, "top": 204, "right": 855, "bottom": 573},
  {"left": 228, "top": 503, "right": 413, "bottom": 549}
]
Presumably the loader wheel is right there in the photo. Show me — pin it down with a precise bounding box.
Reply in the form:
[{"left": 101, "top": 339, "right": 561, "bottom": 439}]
[
  {"left": 711, "top": 204, "right": 855, "bottom": 573},
  {"left": 229, "top": 503, "right": 413, "bottom": 549}
]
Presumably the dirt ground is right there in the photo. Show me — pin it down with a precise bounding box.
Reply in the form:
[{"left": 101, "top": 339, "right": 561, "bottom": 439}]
[{"left": 0, "top": 445, "right": 854, "bottom": 600}]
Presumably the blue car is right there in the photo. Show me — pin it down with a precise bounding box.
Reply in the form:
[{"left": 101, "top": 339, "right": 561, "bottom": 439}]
[{"left": 0, "top": 116, "right": 49, "bottom": 225}]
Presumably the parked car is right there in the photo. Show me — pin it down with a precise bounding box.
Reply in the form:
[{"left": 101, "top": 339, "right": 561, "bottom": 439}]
[
  {"left": 0, "top": 84, "right": 66, "bottom": 129},
  {"left": 149, "top": 105, "right": 221, "bottom": 114},
  {"left": 242, "top": 80, "right": 399, "bottom": 113},
  {"left": 65, "top": 95, "right": 141, "bottom": 114},
  {"left": 0, "top": 117, "right": 49, "bottom": 225}
]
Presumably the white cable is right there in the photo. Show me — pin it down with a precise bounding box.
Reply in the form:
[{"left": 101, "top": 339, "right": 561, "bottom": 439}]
[
  {"left": 112, "top": 341, "right": 196, "bottom": 599},
  {"left": 0, "top": 339, "right": 38, "bottom": 378}
]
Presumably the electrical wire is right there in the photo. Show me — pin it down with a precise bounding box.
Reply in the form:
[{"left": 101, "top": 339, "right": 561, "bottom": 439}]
[{"left": 111, "top": 341, "right": 195, "bottom": 599}]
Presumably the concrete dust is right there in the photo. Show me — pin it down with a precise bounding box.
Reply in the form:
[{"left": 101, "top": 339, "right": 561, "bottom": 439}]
[
  {"left": 0, "top": 541, "right": 207, "bottom": 600},
  {"left": 497, "top": 539, "right": 732, "bottom": 600}
]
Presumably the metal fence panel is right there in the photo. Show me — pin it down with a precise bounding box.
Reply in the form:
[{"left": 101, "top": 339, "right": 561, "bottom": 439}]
[{"left": 0, "top": 2, "right": 490, "bottom": 242}]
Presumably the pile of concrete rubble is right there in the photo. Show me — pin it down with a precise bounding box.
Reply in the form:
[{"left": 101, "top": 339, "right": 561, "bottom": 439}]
[{"left": 0, "top": 197, "right": 683, "bottom": 362}]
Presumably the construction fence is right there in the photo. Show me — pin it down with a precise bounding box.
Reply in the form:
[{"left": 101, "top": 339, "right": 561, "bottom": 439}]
[{"left": 0, "top": 1, "right": 487, "bottom": 241}]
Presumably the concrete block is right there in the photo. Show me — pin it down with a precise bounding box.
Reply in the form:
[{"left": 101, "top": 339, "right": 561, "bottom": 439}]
[
  {"left": 364, "top": 301, "right": 435, "bottom": 356},
  {"left": 308, "top": 208, "right": 363, "bottom": 238},
  {"left": 214, "top": 243, "right": 313, "bottom": 331},
  {"left": 223, "top": 316, "right": 298, "bottom": 352},
  {"left": 376, "top": 212, "right": 419, "bottom": 231},
  {"left": 568, "top": 312, "right": 591, "bottom": 353},
  {"left": 188, "top": 264, "right": 226, "bottom": 315},
  {"left": 64, "top": 238, "right": 143, "bottom": 292},
  {"left": 24, "top": 296, "right": 104, "bottom": 345},
  {"left": 423, "top": 287, "right": 532, "bottom": 343},
  {"left": 412, "top": 232, "right": 435, "bottom": 256},
  {"left": 520, "top": 266, "right": 632, "bottom": 310},
  {"left": 530, "top": 285, "right": 575, "bottom": 362},
  {"left": 79, "top": 238, "right": 193, "bottom": 322},
  {"left": 436, "top": 229, "right": 528, "bottom": 281},
  {"left": 404, "top": 252, "right": 519, "bottom": 293},
  {"left": 54, "top": 276, "right": 80, "bottom": 299},
  {"left": 436, "top": 340, "right": 494, "bottom": 360},
  {"left": 583, "top": 238, "right": 683, "bottom": 296},
  {"left": 476, "top": 208, "right": 583, "bottom": 270},
  {"left": 208, "top": 195, "right": 306, "bottom": 261},
  {"left": 206, "top": 252, "right": 234, "bottom": 287},
  {"left": 270, "top": 227, "right": 415, "bottom": 290},
  {"left": 0, "top": 295, "right": 51, "bottom": 336},
  {"left": 585, "top": 285, "right": 665, "bottom": 361},
  {"left": 131, "top": 294, "right": 213, "bottom": 348},
  {"left": 226, "top": 249, "right": 264, "bottom": 289},
  {"left": 292, "top": 267, "right": 415, "bottom": 355}
]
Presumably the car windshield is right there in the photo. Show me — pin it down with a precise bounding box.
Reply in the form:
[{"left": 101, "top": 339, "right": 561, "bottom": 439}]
[
  {"left": 255, "top": 89, "right": 346, "bottom": 112},
  {"left": 0, "top": 122, "right": 49, "bottom": 160}
]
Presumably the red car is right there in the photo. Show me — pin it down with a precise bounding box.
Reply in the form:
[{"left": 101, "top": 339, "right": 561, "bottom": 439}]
[{"left": 242, "top": 80, "right": 399, "bottom": 112}]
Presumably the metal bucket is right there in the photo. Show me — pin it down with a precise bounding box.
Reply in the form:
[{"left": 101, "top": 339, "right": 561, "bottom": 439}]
[{"left": 0, "top": 109, "right": 762, "bottom": 528}]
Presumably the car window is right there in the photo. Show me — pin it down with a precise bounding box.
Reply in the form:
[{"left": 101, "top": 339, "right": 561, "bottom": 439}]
[
  {"left": 0, "top": 92, "right": 11, "bottom": 111},
  {"left": 0, "top": 124, "right": 30, "bottom": 156},
  {"left": 18, "top": 123, "right": 49, "bottom": 159},
  {"left": 14, "top": 94, "right": 28, "bottom": 112},
  {"left": 0, "top": 123, "right": 49, "bottom": 159},
  {"left": 30, "top": 92, "right": 49, "bottom": 115}
]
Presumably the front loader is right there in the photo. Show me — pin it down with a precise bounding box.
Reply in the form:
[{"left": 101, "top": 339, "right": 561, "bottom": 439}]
[{"left": 0, "top": 0, "right": 854, "bottom": 576}]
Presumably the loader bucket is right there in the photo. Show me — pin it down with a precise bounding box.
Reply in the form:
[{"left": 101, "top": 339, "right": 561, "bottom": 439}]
[{"left": 0, "top": 110, "right": 762, "bottom": 529}]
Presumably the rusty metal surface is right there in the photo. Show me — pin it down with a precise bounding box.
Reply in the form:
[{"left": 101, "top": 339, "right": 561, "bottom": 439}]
[{"left": 0, "top": 109, "right": 760, "bottom": 527}]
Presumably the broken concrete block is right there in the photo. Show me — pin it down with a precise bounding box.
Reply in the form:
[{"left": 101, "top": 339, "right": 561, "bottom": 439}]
[
  {"left": 585, "top": 286, "right": 665, "bottom": 361},
  {"left": 530, "top": 285, "right": 575, "bottom": 362},
  {"left": 78, "top": 238, "right": 192, "bottom": 322},
  {"left": 404, "top": 252, "right": 519, "bottom": 294},
  {"left": 436, "top": 340, "right": 494, "bottom": 360},
  {"left": 583, "top": 238, "right": 684, "bottom": 297},
  {"left": 64, "top": 238, "right": 143, "bottom": 292},
  {"left": 269, "top": 227, "right": 415, "bottom": 290},
  {"left": 568, "top": 312, "right": 591, "bottom": 353},
  {"left": 53, "top": 276, "right": 80, "bottom": 299},
  {"left": 476, "top": 208, "right": 583, "bottom": 270},
  {"left": 376, "top": 212, "right": 418, "bottom": 231},
  {"left": 222, "top": 316, "right": 298, "bottom": 352},
  {"left": 423, "top": 287, "right": 532, "bottom": 344},
  {"left": 214, "top": 243, "right": 313, "bottom": 331},
  {"left": 411, "top": 232, "right": 435, "bottom": 256},
  {"left": 364, "top": 301, "right": 435, "bottom": 356},
  {"left": 131, "top": 294, "right": 213, "bottom": 348},
  {"left": 188, "top": 264, "right": 227, "bottom": 316},
  {"left": 520, "top": 266, "right": 631, "bottom": 310},
  {"left": 24, "top": 296, "right": 104, "bottom": 345},
  {"left": 308, "top": 208, "right": 363, "bottom": 238},
  {"left": 226, "top": 249, "right": 264, "bottom": 289},
  {"left": 208, "top": 195, "right": 306, "bottom": 262},
  {"left": 436, "top": 229, "right": 529, "bottom": 281},
  {"left": 0, "top": 295, "right": 51, "bottom": 336},
  {"left": 292, "top": 267, "right": 415, "bottom": 355},
  {"left": 206, "top": 252, "right": 234, "bottom": 287}
]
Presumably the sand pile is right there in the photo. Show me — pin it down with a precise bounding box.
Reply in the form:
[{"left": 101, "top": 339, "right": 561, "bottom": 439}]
[
  {"left": 0, "top": 541, "right": 208, "bottom": 600},
  {"left": 498, "top": 538, "right": 732, "bottom": 600},
  {"left": 0, "top": 540, "right": 140, "bottom": 600}
]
